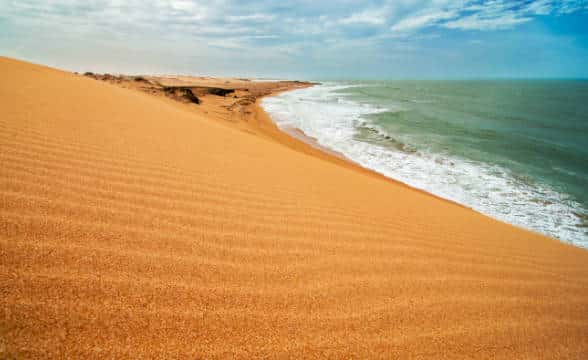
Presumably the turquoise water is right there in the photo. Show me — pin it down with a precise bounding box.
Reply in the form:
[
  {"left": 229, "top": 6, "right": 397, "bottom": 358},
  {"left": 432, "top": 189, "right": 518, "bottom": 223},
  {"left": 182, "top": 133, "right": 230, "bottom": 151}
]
[
  {"left": 263, "top": 80, "right": 588, "bottom": 247},
  {"left": 348, "top": 80, "right": 588, "bottom": 215}
]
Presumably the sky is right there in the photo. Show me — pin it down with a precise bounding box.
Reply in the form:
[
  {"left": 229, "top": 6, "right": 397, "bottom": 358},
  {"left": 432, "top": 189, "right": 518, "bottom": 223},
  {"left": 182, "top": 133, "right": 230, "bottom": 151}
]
[{"left": 1, "top": 0, "right": 588, "bottom": 79}]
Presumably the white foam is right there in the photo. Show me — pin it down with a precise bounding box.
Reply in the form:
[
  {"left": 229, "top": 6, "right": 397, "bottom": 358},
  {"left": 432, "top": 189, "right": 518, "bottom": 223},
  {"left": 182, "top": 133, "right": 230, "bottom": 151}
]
[{"left": 262, "top": 84, "right": 588, "bottom": 248}]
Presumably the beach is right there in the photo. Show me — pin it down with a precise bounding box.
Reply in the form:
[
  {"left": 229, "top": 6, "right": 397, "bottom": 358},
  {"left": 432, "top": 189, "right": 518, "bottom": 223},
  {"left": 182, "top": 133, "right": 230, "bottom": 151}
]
[{"left": 1, "top": 56, "right": 588, "bottom": 358}]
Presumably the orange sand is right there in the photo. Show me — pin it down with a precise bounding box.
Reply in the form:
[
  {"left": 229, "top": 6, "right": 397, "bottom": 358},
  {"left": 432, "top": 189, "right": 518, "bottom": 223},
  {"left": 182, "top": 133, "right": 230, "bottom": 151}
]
[{"left": 1, "top": 57, "right": 588, "bottom": 359}]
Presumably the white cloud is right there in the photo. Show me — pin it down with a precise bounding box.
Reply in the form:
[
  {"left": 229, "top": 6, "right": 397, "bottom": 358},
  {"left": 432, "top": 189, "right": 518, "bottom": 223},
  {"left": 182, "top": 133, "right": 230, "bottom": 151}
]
[
  {"left": 227, "top": 13, "right": 275, "bottom": 22},
  {"left": 524, "top": 0, "right": 553, "bottom": 15},
  {"left": 390, "top": 10, "right": 457, "bottom": 32},
  {"left": 390, "top": 0, "right": 588, "bottom": 32},
  {"left": 339, "top": 8, "right": 388, "bottom": 26},
  {"left": 443, "top": 12, "right": 532, "bottom": 30}
]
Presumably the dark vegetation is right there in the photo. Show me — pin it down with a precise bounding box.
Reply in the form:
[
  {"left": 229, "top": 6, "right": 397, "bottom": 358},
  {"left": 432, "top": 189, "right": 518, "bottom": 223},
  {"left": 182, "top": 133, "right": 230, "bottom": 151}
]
[
  {"left": 163, "top": 87, "right": 200, "bottom": 104},
  {"left": 205, "top": 87, "right": 235, "bottom": 97}
]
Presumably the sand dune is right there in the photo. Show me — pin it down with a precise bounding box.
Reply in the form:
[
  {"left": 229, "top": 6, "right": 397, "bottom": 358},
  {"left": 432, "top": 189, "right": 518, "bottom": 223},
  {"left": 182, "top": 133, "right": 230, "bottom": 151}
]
[{"left": 1, "top": 57, "right": 588, "bottom": 358}]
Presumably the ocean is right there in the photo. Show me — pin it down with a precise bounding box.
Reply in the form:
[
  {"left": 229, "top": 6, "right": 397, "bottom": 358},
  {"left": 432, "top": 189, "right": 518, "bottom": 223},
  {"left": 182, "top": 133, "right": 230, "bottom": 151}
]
[{"left": 262, "top": 80, "right": 588, "bottom": 248}]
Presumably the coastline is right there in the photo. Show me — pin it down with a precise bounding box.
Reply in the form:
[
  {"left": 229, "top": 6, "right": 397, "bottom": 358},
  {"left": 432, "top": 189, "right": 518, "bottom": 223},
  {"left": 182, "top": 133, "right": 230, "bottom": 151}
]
[
  {"left": 257, "top": 84, "right": 588, "bottom": 246},
  {"left": 2, "top": 57, "right": 588, "bottom": 359}
]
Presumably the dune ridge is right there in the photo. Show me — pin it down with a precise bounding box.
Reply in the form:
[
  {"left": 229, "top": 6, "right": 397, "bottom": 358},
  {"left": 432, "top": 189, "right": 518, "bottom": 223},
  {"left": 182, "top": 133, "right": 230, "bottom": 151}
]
[{"left": 1, "top": 57, "right": 588, "bottom": 359}]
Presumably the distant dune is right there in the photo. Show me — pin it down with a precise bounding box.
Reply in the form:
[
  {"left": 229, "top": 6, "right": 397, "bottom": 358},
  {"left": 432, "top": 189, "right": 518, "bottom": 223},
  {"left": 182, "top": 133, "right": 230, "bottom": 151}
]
[{"left": 1, "top": 57, "right": 588, "bottom": 359}]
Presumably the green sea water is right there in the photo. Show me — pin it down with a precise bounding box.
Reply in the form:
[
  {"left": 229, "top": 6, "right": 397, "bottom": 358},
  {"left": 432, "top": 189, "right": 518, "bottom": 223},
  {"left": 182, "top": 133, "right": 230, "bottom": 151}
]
[{"left": 348, "top": 80, "right": 587, "bottom": 202}]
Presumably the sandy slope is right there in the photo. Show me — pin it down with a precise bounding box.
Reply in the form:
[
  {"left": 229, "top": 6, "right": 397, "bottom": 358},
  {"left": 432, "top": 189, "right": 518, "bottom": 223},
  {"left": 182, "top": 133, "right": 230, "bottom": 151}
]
[{"left": 1, "top": 57, "right": 588, "bottom": 359}]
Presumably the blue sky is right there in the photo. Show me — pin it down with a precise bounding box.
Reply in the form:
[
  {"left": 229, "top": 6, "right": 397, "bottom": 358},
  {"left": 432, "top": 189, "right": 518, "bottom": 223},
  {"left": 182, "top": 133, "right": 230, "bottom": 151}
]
[{"left": 1, "top": 0, "right": 587, "bottom": 79}]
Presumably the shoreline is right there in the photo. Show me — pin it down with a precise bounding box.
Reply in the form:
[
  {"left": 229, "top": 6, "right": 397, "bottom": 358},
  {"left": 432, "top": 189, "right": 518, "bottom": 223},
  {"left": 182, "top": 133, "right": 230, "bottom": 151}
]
[{"left": 256, "top": 84, "right": 587, "bottom": 247}]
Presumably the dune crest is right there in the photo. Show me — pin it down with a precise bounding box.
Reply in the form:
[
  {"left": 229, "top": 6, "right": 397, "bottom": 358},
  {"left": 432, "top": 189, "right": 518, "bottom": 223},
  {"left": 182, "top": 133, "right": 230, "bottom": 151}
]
[{"left": 1, "top": 57, "right": 588, "bottom": 359}]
